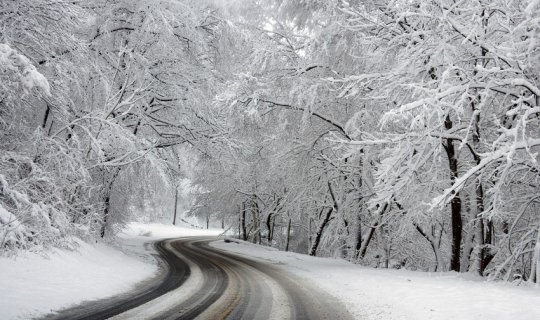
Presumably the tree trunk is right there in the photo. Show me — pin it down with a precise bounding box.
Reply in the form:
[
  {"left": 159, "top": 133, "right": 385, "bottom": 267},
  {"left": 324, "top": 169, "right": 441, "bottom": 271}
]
[
  {"left": 341, "top": 219, "right": 349, "bottom": 259},
  {"left": 238, "top": 212, "right": 241, "bottom": 240},
  {"left": 461, "top": 196, "right": 475, "bottom": 272},
  {"left": 477, "top": 183, "right": 494, "bottom": 274},
  {"left": 241, "top": 202, "right": 247, "bottom": 241},
  {"left": 415, "top": 224, "right": 444, "bottom": 272},
  {"left": 358, "top": 203, "right": 388, "bottom": 259},
  {"left": 444, "top": 115, "right": 463, "bottom": 272},
  {"left": 47, "top": 120, "right": 54, "bottom": 136},
  {"left": 530, "top": 225, "right": 540, "bottom": 285},
  {"left": 266, "top": 212, "right": 274, "bottom": 243},
  {"left": 270, "top": 218, "right": 275, "bottom": 244},
  {"left": 172, "top": 187, "right": 178, "bottom": 225},
  {"left": 468, "top": 102, "right": 494, "bottom": 275},
  {"left": 308, "top": 217, "right": 312, "bottom": 254},
  {"left": 251, "top": 196, "right": 261, "bottom": 244},
  {"left": 100, "top": 168, "right": 121, "bottom": 238},
  {"left": 100, "top": 193, "right": 111, "bottom": 238},
  {"left": 353, "top": 154, "right": 364, "bottom": 259},
  {"left": 354, "top": 213, "right": 362, "bottom": 259},
  {"left": 285, "top": 217, "right": 292, "bottom": 252},
  {"left": 309, "top": 208, "right": 334, "bottom": 256},
  {"left": 470, "top": 28, "right": 494, "bottom": 275},
  {"left": 42, "top": 103, "right": 51, "bottom": 129},
  {"left": 382, "top": 226, "right": 390, "bottom": 269},
  {"left": 267, "top": 196, "right": 280, "bottom": 243}
]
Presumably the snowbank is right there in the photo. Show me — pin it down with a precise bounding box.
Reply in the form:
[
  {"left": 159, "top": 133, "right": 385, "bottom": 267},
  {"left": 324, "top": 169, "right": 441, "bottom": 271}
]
[
  {"left": 0, "top": 223, "right": 223, "bottom": 320},
  {"left": 0, "top": 239, "right": 155, "bottom": 320},
  {"left": 212, "top": 239, "right": 540, "bottom": 320}
]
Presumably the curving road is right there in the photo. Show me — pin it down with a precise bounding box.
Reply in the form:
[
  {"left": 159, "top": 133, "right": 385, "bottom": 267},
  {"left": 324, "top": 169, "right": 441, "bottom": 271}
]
[{"left": 43, "top": 237, "right": 352, "bottom": 320}]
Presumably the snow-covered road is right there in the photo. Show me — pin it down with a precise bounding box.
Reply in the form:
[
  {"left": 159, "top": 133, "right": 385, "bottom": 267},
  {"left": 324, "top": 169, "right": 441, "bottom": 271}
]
[
  {"left": 48, "top": 237, "right": 352, "bottom": 320},
  {"left": 1, "top": 224, "right": 351, "bottom": 320}
]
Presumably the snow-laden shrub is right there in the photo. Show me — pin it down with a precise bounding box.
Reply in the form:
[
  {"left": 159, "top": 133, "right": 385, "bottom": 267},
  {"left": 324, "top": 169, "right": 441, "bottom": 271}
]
[
  {"left": 0, "top": 44, "right": 101, "bottom": 253},
  {"left": 0, "top": 145, "right": 104, "bottom": 253},
  {"left": 0, "top": 152, "right": 72, "bottom": 252},
  {"left": 0, "top": 204, "right": 26, "bottom": 250}
]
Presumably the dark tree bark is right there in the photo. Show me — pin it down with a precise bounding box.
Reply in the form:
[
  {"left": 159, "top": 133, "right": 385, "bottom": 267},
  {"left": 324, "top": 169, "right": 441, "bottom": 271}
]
[
  {"left": 415, "top": 224, "right": 444, "bottom": 271},
  {"left": 100, "top": 168, "right": 121, "bottom": 238},
  {"left": 100, "top": 193, "right": 111, "bottom": 238},
  {"left": 42, "top": 103, "right": 51, "bottom": 129},
  {"left": 354, "top": 213, "right": 362, "bottom": 259},
  {"left": 266, "top": 212, "right": 274, "bottom": 243},
  {"left": 309, "top": 182, "right": 339, "bottom": 256},
  {"left": 172, "top": 187, "right": 178, "bottom": 225},
  {"left": 241, "top": 201, "right": 247, "bottom": 241},
  {"left": 354, "top": 156, "right": 364, "bottom": 259},
  {"left": 469, "top": 95, "right": 494, "bottom": 275},
  {"left": 285, "top": 217, "right": 292, "bottom": 252},
  {"left": 266, "top": 196, "right": 280, "bottom": 243},
  {"left": 309, "top": 207, "right": 333, "bottom": 256},
  {"left": 358, "top": 202, "right": 388, "bottom": 259},
  {"left": 444, "top": 115, "right": 463, "bottom": 272},
  {"left": 251, "top": 197, "right": 261, "bottom": 244}
]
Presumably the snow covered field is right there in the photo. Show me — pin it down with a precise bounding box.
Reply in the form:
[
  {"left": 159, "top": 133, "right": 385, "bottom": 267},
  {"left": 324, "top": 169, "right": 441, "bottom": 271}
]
[
  {"left": 0, "top": 223, "right": 222, "bottom": 320},
  {"left": 212, "top": 239, "right": 540, "bottom": 320}
]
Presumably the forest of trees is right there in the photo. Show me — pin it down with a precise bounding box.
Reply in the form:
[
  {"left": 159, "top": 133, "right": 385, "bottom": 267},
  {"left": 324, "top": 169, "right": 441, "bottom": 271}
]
[{"left": 1, "top": 0, "right": 539, "bottom": 283}]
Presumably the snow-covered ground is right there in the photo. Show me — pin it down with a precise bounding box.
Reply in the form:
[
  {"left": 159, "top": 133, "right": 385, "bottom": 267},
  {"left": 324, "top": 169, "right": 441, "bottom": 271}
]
[
  {"left": 3, "top": 223, "right": 536, "bottom": 320},
  {"left": 0, "top": 223, "right": 222, "bottom": 320},
  {"left": 212, "top": 239, "right": 540, "bottom": 320}
]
